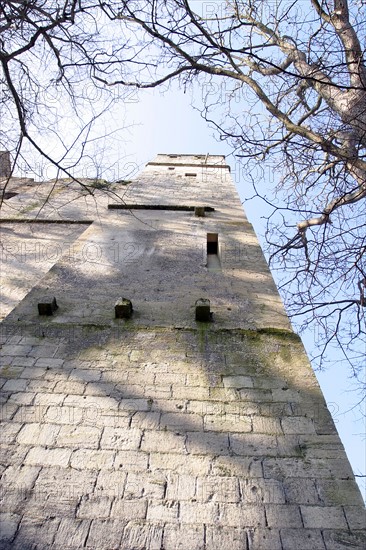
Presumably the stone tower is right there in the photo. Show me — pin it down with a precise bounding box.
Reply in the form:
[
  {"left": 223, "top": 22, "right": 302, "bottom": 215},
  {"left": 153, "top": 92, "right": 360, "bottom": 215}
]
[{"left": 0, "top": 154, "right": 364, "bottom": 549}]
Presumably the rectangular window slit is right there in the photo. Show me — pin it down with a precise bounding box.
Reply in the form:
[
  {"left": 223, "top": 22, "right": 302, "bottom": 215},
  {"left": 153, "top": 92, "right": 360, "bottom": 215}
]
[
  {"left": 185, "top": 173, "right": 197, "bottom": 177},
  {"left": 206, "top": 233, "right": 221, "bottom": 270},
  {"left": 207, "top": 233, "right": 218, "bottom": 255}
]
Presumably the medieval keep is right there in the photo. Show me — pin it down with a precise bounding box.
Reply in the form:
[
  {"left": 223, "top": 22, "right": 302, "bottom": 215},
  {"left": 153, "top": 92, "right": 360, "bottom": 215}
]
[{"left": 0, "top": 154, "right": 365, "bottom": 549}]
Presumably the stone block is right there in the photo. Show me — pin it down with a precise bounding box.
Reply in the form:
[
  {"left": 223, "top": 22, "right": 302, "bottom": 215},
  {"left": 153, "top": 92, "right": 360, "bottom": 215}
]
[
  {"left": 141, "top": 430, "right": 185, "bottom": 453},
  {"left": 1, "top": 344, "right": 32, "bottom": 356},
  {"left": 0, "top": 443, "right": 30, "bottom": 468},
  {"left": 186, "top": 431, "right": 230, "bottom": 455},
  {"left": 206, "top": 526, "right": 246, "bottom": 550},
  {"left": 179, "top": 501, "right": 219, "bottom": 525},
  {"left": 77, "top": 495, "right": 112, "bottom": 519},
  {"left": 131, "top": 411, "right": 161, "bottom": 430},
  {"left": 195, "top": 298, "right": 211, "bottom": 322},
  {"left": 121, "top": 521, "right": 163, "bottom": 550},
  {"left": 53, "top": 518, "right": 91, "bottom": 548},
  {"left": 281, "top": 416, "right": 316, "bottom": 434},
  {"left": 20, "top": 366, "right": 46, "bottom": 378},
  {"left": 17, "top": 422, "right": 60, "bottom": 446},
  {"left": 70, "top": 449, "right": 115, "bottom": 470},
  {"left": 280, "top": 528, "right": 326, "bottom": 549},
  {"left": 147, "top": 501, "right": 179, "bottom": 522},
  {"left": 0, "top": 422, "right": 22, "bottom": 444},
  {"left": 194, "top": 206, "right": 205, "bottom": 217},
  {"left": 252, "top": 416, "right": 283, "bottom": 435},
  {"left": 322, "top": 529, "right": 366, "bottom": 550},
  {"left": 0, "top": 464, "right": 40, "bottom": 494},
  {"left": 124, "top": 472, "right": 166, "bottom": 500},
  {"left": 7, "top": 392, "right": 35, "bottom": 405},
  {"left": 115, "top": 297, "right": 133, "bottom": 319},
  {"left": 230, "top": 433, "right": 278, "bottom": 457},
  {"left": 196, "top": 475, "right": 240, "bottom": 503},
  {"left": 343, "top": 505, "right": 366, "bottom": 530},
  {"left": 34, "top": 465, "right": 97, "bottom": 499},
  {"left": 283, "top": 479, "right": 320, "bottom": 504},
  {"left": 247, "top": 528, "right": 282, "bottom": 550},
  {"left": 54, "top": 379, "right": 86, "bottom": 395},
  {"left": 2, "top": 378, "right": 28, "bottom": 392},
  {"left": 166, "top": 474, "right": 196, "bottom": 501},
  {"left": 27, "top": 380, "right": 57, "bottom": 395},
  {"left": 11, "top": 517, "right": 59, "bottom": 548},
  {"left": 95, "top": 470, "right": 127, "bottom": 499},
  {"left": 114, "top": 450, "right": 149, "bottom": 471},
  {"left": 263, "top": 457, "right": 352, "bottom": 480},
  {"left": 25, "top": 446, "right": 71, "bottom": 467},
  {"left": 316, "top": 480, "right": 364, "bottom": 507},
  {"left": 211, "top": 456, "right": 263, "bottom": 478},
  {"left": 86, "top": 519, "right": 125, "bottom": 550},
  {"left": 70, "top": 368, "right": 102, "bottom": 383},
  {"left": 300, "top": 505, "right": 348, "bottom": 529},
  {"left": 161, "top": 411, "right": 203, "bottom": 431},
  {"left": 100, "top": 427, "right": 142, "bottom": 451},
  {"left": 204, "top": 413, "right": 252, "bottom": 433},
  {"left": 223, "top": 375, "right": 254, "bottom": 388},
  {"left": 149, "top": 452, "right": 211, "bottom": 476},
  {"left": 119, "top": 398, "right": 151, "bottom": 412},
  {"left": 265, "top": 504, "right": 302, "bottom": 527},
  {"left": 240, "top": 478, "right": 286, "bottom": 504},
  {"left": 145, "top": 384, "right": 172, "bottom": 398},
  {"left": 64, "top": 394, "right": 118, "bottom": 412},
  {"left": 163, "top": 524, "right": 205, "bottom": 550},
  {"left": 56, "top": 425, "right": 102, "bottom": 448},
  {"left": 12, "top": 357, "right": 37, "bottom": 368},
  {"left": 218, "top": 504, "right": 266, "bottom": 528},
  {"left": 110, "top": 498, "right": 147, "bottom": 519},
  {"left": 38, "top": 296, "right": 58, "bottom": 316},
  {"left": 35, "top": 357, "right": 64, "bottom": 368},
  {"left": 173, "top": 386, "right": 209, "bottom": 400},
  {"left": 0, "top": 402, "right": 19, "bottom": 422}
]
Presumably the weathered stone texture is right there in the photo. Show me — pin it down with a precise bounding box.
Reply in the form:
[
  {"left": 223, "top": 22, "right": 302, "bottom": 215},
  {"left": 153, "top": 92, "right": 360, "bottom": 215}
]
[{"left": 0, "top": 154, "right": 364, "bottom": 549}]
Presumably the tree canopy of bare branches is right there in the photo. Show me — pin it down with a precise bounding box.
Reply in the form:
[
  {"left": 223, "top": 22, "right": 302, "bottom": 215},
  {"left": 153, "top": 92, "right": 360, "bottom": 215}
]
[{"left": 0, "top": 0, "right": 132, "bottom": 185}]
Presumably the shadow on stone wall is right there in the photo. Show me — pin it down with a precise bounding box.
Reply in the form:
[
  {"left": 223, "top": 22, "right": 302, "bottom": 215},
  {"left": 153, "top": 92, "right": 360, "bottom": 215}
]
[{"left": 0, "top": 218, "right": 365, "bottom": 549}]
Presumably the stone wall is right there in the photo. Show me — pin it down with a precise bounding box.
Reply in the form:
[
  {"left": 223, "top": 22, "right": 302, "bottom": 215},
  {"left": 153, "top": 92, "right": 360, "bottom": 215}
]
[{"left": 0, "top": 154, "right": 364, "bottom": 549}]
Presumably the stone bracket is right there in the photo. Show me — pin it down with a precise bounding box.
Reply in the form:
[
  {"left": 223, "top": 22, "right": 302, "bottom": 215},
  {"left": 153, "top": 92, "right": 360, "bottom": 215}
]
[
  {"left": 195, "top": 298, "right": 211, "bottom": 322},
  {"left": 115, "top": 298, "right": 133, "bottom": 319},
  {"left": 38, "top": 297, "right": 58, "bottom": 316}
]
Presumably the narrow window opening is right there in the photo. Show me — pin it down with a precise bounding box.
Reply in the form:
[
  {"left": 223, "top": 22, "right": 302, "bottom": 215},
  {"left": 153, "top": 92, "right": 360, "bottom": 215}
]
[
  {"left": 207, "top": 233, "right": 218, "bottom": 255},
  {"left": 207, "top": 233, "right": 221, "bottom": 270},
  {"left": 185, "top": 173, "right": 197, "bottom": 177},
  {"left": 168, "top": 167, "right": 175, "bottom": 170}
]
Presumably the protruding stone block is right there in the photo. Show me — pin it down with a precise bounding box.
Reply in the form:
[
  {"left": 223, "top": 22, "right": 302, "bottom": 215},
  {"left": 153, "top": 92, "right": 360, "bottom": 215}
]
[
  {"left": 115, "top": 297, "right": 133, "bottom": 319},
  {"left": 38, "top": 296, "right": 58, "bottom": 316},
  {"left": 195, "top": 298, "right": 211, "bottom": 322},
  {"left": 194, "top": 206, "right": 205, "bottom": 217}
]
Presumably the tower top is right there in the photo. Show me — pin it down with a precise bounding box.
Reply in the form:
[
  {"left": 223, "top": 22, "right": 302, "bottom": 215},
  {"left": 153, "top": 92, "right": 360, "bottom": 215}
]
[{"left": 147, "top": 153, "right": 230, "bottom": 170}]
